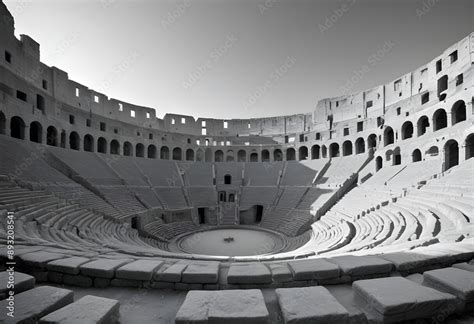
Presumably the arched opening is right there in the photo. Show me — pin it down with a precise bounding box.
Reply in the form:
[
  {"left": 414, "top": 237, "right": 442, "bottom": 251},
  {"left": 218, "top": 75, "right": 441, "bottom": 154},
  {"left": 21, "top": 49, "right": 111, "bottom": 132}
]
[
  {"left": 392, "top": 147, "right": 401, "bottom": 165},
  {"left": 69, "top": 132, "right": 80, "bottom": 151},
  {"left": 250, "top": 152, "right": 258, "bottom": 162},
  {"left": 124, "top": 142, "right": 133, "bottom": 156},
  {"left": 83, "top": 134, "right": 94, "bottom": 152},
  {"left": 148, "top": 145, "right": 157, "bottom": 159},
  {"left": 29, "top": 121, "right": 42, "bottom": 143},
  {"left": 160, "top": 146, "right": 170, "bottom": 160},
  {"left": 329, "top": 143, "right": 339, "bottom": 158},
  {"left": 238, "top": 150, "right": 246, "bottom": 162},
  {"left": 451, "top": 100, "right": 466, "bottom": 125},
  {"left": 110, "top": 140, "right": 120, "bottom": 155},
  {"left": 298, "top": 146, "right": 308, "bottom": 161},
  {"left": 97, "top": 137, "right": 107, "bottom": 153},
  {"left": 367, "top": 134, "right": 377, "bottom": 150},
  {"left": 342, "top": 140, "right": 352, "bottom": 156},
  {"left": 219, "top": 191, "right": 226, "bottom": 202},
  {"left": 46, "top": 126, "right": 58, "bottom": 146},
  {"left": 205, "top": 148, "right": 213, "bottom": 162},
  {"left": 0, "top": 111, "right": 5, "bottom": 135},
  {"left": 321, "top": 145, "right": 327, "bottom": 158},
  {"left": 136, "top": 144, "right": 145, "bottom": 158},
  {"left": 412, "top": 149, "right": 422, "bottom": 162},
  {"left": 355, "top": 138, "right": 365, "bottom": 154},
  {"left": 384, "top": 127, "right": 394, "bottom": 146},
  {"left": 444, "top": 139, "right": 459, "bottom": 170},
  {"left": 417, "top": 116, "right": 429, "bottom": 137},
  {"left": 228, "top": 194, "right": 235, "bottom": 203},
  {"left": 196, "top": 149, "right": 204, "bottom": 162},
  {"left": 311, "top": 145, "right": 320, "bottom": 159},
  {"left": 215, "top": 150, "right": 224, "bottom": 162},
  {"left": 224, "top": 174, "right": 232, "bottom": 185},
  {"left": 186, "top": 148, "right": 194, "bottom": 161},
  {"left": 433, "top": 109, "right": 447, "bottom": 131},
  {"left": 10, "top": 116, "right": 25, "bottom": 139},
  {"left": 273, "top": 149, "right": 282, "bottom": 161},
  {"left": 375, "top": 156, "right": 383, "bottom": 172},
  {"left": 401, "top": 121, "right": 413, "bottom": 140},
  {"left": 261, "top": 150, "right": 270, "bottom": 162},
  {"left": 255, "top": 205, "right": 263, "bottom": 223},
  {"left": 286, "top": 148, "right": 296, "bottom": 161},
  {"left": 198, "top": 208, "right": 206, "bottom": 224},
  {"left": 426, "top": 146, "right": 439, "bottom": 157},
  {"left": 465, "top": 134, "right": 474, "bottom": 160},
  {"left": 226, "top": 150, "right": 234, "bottom": 162}
]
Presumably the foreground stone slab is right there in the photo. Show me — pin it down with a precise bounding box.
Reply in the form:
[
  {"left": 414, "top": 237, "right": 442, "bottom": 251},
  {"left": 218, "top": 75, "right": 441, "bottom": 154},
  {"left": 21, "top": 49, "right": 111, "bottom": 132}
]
[
  {"left": 155, "top": 262, "right": 188, "bottom": 282},
  {"left": 288, "top": 259, "right": 340, "bottom": 281},
  {"left": 353, "top": 277, "right": 457, "bottom": 322},
  {"left": 20, "top": 252, "right": 65, "bottom": 269},
  {"left": 116, "top": 260, "right": 163, "bottom": 281},
  {"left": 227, "top": 263, "right": 272, "bottom": 284},
  {"left": 80, "top": 259, "right": 132, "bottom": 278},
  {"left": 47, "top": 257, "right": 91, "bottom": 275},
  {"left": 276, "top": 286, "right": 350, "bottom": 324},
  {"left": 182, "top": 261, "right": 219, "bottom": 284},
  {"left": 423, "top": 268, "right": 474, "bottom": 304},
  {"left": 0, "top": 286, "right": 73, "bottom": 323},
  {"left": 0, "top": 271, "right": 35, "bottom": 299},
  {"left": 379, "top": 252, "right": 442, "bottom": 273},
  {"left": 175, "top": 289, "right": 269, "bottom": 324},
  {"left": 269, "top": 263, "right": 293, "bottom": 283},
  {"left": 39, "top": 295, "right": 120, "bottom": 324},
  {"left": 328, "top": 255, "right": 393, "bottom": 277}
]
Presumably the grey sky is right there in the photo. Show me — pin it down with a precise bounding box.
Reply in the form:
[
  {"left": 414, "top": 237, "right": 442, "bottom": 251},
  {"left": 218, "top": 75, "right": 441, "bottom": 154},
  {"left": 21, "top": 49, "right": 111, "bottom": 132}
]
[{"left": 4, "top": 0, "right": 472, "bottom": 119}]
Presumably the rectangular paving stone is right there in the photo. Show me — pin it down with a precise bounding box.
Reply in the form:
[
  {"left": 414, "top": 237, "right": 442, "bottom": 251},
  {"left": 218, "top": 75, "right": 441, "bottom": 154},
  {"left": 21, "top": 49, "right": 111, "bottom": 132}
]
[
  {"left": 175, "top": 289, "right": 269, "bottom": 324},
  {"left": 328, "top": 255, "right": 394, "bottom": 277},
  {"left": 155, "top": 262, "right": 188, "bottom": 282},
  {"left": 0, "top": 271, "right": 35, "bottom": 298},
  {"left": 0, "top": 286, "right": 74, "bottom": 323},
  {"left": 288, "top": 259, "right": 340, "bottom": 281},
  {"left": 423, "top": 267, "right": 474, "bottom": 303},
  {"left": 47, "top": 257, "right": 91, "bottom": 275},
  {"left": 269, "top": 263, "right": 293, "bottom": 283},
  {"left": 227, "top": 263, "right": 272, "bottom": 285},
  {"left": 20, "top": 252, "right": 65, "bottom": 269},
  {"left": 182, "top": 261, "right": 219, "bottom": 284},
  {"left": 378, "top": 252, "right": 442, "bottom": 273},
  {"left": 353, "top": 277, "right": 457, "bottom": 322},
  {"left": 276, "top": 286, "right": 350, "bottom": 324},
  {"left": 39, "top": 295, "right": 120, "bottom": 324},
  {"left": 116, "top": 260, "right": 163, "bottom": 281},
  {"left": 80, "top": 258, "right": 132, "bottom": 278}
]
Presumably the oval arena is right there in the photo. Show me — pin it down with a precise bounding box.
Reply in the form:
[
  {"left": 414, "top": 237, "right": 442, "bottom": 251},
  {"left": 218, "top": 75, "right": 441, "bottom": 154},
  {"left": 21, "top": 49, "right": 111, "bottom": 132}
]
[{"left": 0, "top": 1, "right": 473, "bottom": 323}]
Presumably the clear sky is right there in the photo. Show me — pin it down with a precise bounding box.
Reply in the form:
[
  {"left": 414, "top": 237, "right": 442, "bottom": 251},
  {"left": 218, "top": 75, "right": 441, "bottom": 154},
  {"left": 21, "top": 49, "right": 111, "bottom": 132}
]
[{"left": 4, "top": 0, "right": 472, "bottom": 119}]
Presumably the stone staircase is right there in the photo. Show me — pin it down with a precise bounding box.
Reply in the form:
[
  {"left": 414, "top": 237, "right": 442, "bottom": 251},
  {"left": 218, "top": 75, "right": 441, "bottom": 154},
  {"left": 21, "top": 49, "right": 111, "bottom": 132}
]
[{"left": 220, "top": 202, "right": 238, "bottom": 225}]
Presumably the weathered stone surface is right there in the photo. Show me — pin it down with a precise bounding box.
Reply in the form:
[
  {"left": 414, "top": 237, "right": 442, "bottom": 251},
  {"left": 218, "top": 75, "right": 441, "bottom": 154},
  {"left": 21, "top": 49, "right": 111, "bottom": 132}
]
[
  {"left": 288, "top": 259, "right": 340, "bottom": 281},
  {"left": 39, "top": 295, "right": 120, "bottom": 324},
  {"left": 94, "top": 278, "right": 111, "bottom": 288},
  {"left": 328, "top": 255, "right": 393, "bottom": 277},
  {"left": 379, "top": 252, "right": 442, "bottom": 273},
  {"left": 276, "top": 286, "right": 350, "bottom": 324},
  {"left": 175, "top": 289, "right": 269, "bottom": 324},
  {"left": 353, "top": 277, "right": 457, "bottom": 322},
  {"left": 20, "top": 252, "right": 65, "bottom": 269},
  {"left": 111, "top": 278, "right": 142, "bottom": 288},
  {"left": 269, "top": 263, "right": 293, "bottom": 283},
  {"left": 423, "top": 267, "right": 474, "bottom": 303},
  {"left": 155, "top": 262, "right": 188, "bottom": 282},
  {"left": 0, "top": 286, "right": 73, "bottom": 323},
  {"left": 116, "top": 260, "right": 163, "bottom": 281},
  {"left": 0, "top": 271, "right": 35, "bottom": 298},
  {"left": 227, "top": 263, "right": 272, "bottom": 284},
  {"left": 182, "top": 261, "right": 219, "bottom": 284},
  {"left": 452, "top": 262, "right": 474, "bottom": 272},
  {"left": 63, "top": 274, "right": 93, "bottom": 287},
  {"left": 80, "top": 258, "right": 132, "bottom": 278},
  {"left": 47, "top": 257, "right": 91, "bottom": 275}
]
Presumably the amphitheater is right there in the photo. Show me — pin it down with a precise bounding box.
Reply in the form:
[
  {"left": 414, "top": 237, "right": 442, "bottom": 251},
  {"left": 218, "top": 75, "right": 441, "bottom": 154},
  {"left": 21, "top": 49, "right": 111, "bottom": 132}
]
[{"left": 0, "top": 1, "right": 473, "bottom": 323}]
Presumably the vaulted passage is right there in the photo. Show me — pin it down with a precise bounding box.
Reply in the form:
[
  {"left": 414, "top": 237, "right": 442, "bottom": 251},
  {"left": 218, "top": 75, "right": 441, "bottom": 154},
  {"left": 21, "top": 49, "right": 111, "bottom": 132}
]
[
  {"left": 384, "top": 127, "right": 394, "bottom": 146},
  {"left": 0, "top": 111, "right": 6, "bottom": 135},
  {"left": 286, "top": 148, "right": 296, "bottom": 161},
  {"left": 433, "top": 109, "right": 447, "bottom": 131},
  {"left": 148, "top": 145, "right": 157, "bottom": 159},
  {"left": 444, "top": 139, "right": 459, "bottom": 170},
  {"left": 29, "top": 121, "right": 42, "bottom": 143},
  {"left": 311, "top": 145, "right": 320, "bottom": 159},
  {"left": 160, "top": 146, "right": 169, "bottom": 160},
  {"left": 355, "top": 138, "right": 365, "bottom": 154},
  {"left": 110, "top": 140, "right": 120, "bottom": 155},
  {"left": 342, "top": 140, "right": 352, "bottom": 156},
  {"left": 136, "top": 144, "right": 145, "bottom": 158},
  {"left": 69, "top": 131, "right": 80, "bottom": 151},
  {"left": 329, "top": 143, "right": 339, "bottom": 158},
  {"left": 98, "top": 137, "right": 107, "bottom": 153},
  {"left": 299, "top": 146, "right": 308, "bottom": 160},
  {"left": 124, "top": 142, "right": 133, "bottom": 156},
  {"left": 215, "top": 150, "right": 224, "bottom": 162},
  {"left": 10, "top": 116, "right": 25, "bottom": 139},
  {"left": 452, "top": 100, "right": 466, "bottom": 125},
  {"left": 185, "top": 149, "right": 194, "bottom": 161},
  {"left": 417, "top": 116, "right": 429, "bottom": 136},
  {"left": 47, "top": 126, "right": 58, "bottom": 147},
  {"left": 84, "top": 134, "right": 94, "bottom": 152},
  {"left": 401, "top": 121, "right": 413, "bottom": 140},
  {"left": 466, "top": 134, "right": 474, "bottom": 160}
]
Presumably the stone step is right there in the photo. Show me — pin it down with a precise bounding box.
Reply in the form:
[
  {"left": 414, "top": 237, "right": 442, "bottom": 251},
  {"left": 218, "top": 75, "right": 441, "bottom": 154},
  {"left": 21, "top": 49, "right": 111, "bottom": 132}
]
[
  {"left": 0, "top": 286, "right": 74, "bottom": 323},
  {"left": 38, "top": 295, "right": 120, "bottom": 324},
  {"left": 0, "top": 271, "right": 35, "bottom": 300}
]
